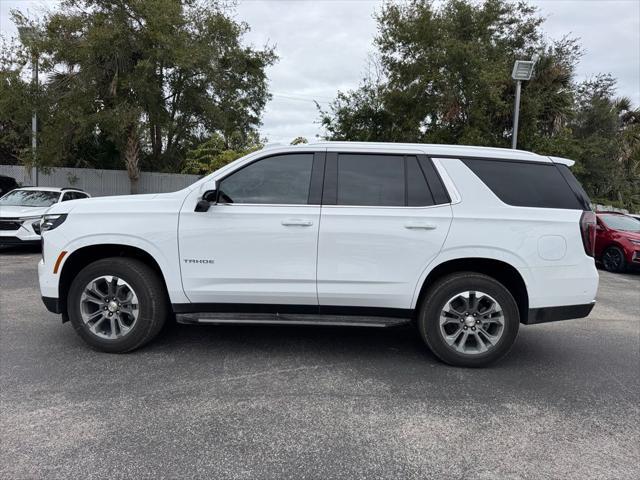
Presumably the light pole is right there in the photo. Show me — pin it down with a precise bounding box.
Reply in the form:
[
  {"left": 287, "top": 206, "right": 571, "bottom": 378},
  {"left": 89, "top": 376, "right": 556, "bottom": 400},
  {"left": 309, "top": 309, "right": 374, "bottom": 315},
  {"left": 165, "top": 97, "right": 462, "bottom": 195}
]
[
  {"left": 18, "top": 26, "right": 40, "bottom": 185},
  {"left": 511, "top": 59, "right": 536, "bottom": 149}
]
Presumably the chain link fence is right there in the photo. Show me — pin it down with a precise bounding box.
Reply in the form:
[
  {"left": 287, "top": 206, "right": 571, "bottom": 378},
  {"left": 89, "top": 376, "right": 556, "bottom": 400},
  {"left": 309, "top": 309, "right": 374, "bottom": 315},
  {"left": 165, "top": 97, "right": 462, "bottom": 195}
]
[{"left": 0, "top": 165, "right": 201, "bottom": 197}]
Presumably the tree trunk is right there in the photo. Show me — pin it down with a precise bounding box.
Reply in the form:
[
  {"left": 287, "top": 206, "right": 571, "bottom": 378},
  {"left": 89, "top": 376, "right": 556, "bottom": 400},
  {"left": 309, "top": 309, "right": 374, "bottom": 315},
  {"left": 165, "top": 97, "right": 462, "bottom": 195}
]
[
  {"left": 149, "top": 122, "right": 162, "bottom": 161},
  {"left": 124, "top": 125, "right": 140, "bottom": 194}
]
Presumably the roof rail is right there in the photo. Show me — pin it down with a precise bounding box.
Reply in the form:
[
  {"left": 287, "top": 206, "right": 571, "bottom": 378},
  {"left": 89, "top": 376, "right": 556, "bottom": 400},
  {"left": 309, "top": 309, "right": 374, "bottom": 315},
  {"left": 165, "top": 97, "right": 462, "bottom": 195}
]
[{"left": 61, "top": 187, "right": 86, "bottom": 192}]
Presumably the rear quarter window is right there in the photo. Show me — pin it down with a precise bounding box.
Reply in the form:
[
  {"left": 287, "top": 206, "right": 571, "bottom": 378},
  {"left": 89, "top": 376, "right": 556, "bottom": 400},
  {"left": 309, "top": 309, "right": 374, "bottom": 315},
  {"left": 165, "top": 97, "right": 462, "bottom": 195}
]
[{"left": 461, "top": 159, "right": 586, "bottom": 210}]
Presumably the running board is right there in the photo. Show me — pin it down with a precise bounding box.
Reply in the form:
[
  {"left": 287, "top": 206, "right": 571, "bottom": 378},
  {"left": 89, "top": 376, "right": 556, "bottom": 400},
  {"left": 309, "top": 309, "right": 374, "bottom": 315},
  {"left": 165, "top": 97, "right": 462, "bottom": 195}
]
[{"left": 176, "top": 312, "right": 410, "bottom": 328}]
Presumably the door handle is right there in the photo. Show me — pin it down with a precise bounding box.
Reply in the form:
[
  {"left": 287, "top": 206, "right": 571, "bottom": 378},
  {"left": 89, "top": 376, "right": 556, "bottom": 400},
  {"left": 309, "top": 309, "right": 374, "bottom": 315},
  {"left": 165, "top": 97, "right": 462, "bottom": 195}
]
[
  {"left": 404, "top": 222, "right": 437, "bottom": 230},
  {"left": 281, "top": 219, "right": 313, "bottom": 227}
]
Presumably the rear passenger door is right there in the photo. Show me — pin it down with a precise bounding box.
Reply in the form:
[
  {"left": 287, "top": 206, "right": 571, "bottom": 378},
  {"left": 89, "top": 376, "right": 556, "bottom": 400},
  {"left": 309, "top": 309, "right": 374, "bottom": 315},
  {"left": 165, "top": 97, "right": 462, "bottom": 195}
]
[{"left": 317, "top": 152, "right": 453, "bottom": 311}]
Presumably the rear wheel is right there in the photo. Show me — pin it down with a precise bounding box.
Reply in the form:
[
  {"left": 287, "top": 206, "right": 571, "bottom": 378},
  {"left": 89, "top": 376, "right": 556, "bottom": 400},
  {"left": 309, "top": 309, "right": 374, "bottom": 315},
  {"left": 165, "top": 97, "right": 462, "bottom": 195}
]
[
  {"left": 418, "top": 273, "right": 520, "bottom": 367},
  {"left": 601, "top": 246, "right": 626, "bottom": 273},
  {"left": 67, "top": 257, "right": 167, "bottom": 353}
]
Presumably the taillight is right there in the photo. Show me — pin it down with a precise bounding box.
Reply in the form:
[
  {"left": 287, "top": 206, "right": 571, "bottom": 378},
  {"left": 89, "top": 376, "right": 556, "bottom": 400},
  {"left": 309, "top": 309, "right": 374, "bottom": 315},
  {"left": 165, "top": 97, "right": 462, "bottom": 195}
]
[{"left": 580, "top": 211, "right": 596, "bottom": 257}]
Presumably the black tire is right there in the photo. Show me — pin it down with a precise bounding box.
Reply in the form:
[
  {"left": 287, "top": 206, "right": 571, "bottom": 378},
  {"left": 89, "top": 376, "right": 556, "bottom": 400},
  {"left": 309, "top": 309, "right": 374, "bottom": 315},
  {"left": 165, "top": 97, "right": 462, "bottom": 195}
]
[
  {"left": 601, "top": 246, "right": 626, "bottom": 273},
  {"left": 418, "top": 272, "right": 520, "bottom": 367},
  {"left": 67, "top": 257, "right": 168, "bottom": 353}
]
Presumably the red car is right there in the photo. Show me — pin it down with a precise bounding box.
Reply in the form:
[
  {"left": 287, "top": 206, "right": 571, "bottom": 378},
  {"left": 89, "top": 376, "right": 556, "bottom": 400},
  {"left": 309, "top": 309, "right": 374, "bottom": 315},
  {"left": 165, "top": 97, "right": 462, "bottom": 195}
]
[{"left": 595, "top": 212, "right": 640, "bottom": 272}]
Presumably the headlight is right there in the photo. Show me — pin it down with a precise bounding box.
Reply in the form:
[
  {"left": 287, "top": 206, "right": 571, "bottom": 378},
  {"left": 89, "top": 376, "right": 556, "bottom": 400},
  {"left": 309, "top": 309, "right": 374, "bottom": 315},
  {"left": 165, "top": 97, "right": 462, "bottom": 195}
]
[
  {"left": 40, "top": 214, "right": 67, "bottom": 233},
  {"left": 18, "top": 215, "right": 42, "bottom": 222},
  {"left": 630, "top": 239, "right": 640, "bottom": 246},
  {"left": 17, "top": 215, "right": 43, "bottom": 234}
]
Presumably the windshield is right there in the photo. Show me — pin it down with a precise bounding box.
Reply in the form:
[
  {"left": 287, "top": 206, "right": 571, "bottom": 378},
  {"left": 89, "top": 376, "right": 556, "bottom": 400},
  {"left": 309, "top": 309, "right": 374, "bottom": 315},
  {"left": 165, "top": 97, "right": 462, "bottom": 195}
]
[
  {"left": 600, "top": 214, "right": 640, "bottom": 233},
  {"left": 0, "top": 190, "right": 60, "bottom": 207}
]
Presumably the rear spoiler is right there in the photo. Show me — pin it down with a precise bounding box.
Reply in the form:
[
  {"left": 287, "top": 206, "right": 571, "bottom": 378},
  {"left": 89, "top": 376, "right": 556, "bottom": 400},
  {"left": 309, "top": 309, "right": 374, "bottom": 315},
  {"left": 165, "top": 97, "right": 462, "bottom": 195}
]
[{"left": 549, "top": 156, "right": 575, "bottom": 167}]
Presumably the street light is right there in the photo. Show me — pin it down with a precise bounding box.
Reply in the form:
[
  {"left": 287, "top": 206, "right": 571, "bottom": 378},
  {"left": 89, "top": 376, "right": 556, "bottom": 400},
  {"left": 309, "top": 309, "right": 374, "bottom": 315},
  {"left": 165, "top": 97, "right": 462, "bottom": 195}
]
[
  {"left": 18, "top": 26, "right": 40, "bottom": 185},
  {"left": 511, "top": 58, "right": 536, "bottom": 149}
]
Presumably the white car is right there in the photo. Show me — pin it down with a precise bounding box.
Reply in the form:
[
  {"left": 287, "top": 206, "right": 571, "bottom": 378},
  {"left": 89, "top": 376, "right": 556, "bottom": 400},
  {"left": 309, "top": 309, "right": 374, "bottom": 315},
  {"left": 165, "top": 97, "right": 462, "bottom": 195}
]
[
  {"left": 38, "top": 143, "right": 599, "bottom": 366},
  {"left": 0, "top": 187, "right": 90, "bottom": 246}
]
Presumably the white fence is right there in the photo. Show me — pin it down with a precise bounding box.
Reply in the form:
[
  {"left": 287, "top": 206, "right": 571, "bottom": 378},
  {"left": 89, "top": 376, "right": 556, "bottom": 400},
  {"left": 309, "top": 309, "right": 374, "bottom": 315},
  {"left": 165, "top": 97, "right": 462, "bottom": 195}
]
[{"left": 0, "top": 165, "right": 201, "bottom": 197}]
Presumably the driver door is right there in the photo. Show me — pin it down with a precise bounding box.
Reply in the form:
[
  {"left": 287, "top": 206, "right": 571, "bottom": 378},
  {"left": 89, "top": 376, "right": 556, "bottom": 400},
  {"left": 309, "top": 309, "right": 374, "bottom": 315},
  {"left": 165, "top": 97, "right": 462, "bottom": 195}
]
[{"left": 178, "top": 151, "right": 324, "bottom": 307}]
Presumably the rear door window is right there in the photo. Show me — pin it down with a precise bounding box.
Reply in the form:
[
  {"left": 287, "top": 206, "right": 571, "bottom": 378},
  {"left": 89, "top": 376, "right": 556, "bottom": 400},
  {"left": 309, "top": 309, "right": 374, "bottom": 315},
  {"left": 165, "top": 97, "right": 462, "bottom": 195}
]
[
  {"left": 406, "top": 157, "right": 435, "bottom": 206},
  {"left": 336, "top": 154, "right": 405, "bottom": 206},
  {"left": 325, "top": 153, "right": 450, "bottom": 207}
]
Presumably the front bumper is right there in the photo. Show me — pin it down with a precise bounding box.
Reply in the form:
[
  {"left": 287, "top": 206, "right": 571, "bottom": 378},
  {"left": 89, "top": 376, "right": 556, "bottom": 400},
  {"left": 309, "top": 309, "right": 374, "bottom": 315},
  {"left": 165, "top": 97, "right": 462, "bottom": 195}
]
[
  {"left": 0, "top": 236, "right": 40, "bottom": 246},
  {"left": 524, "top": 301, "right": 596, "bottom": 325},
  {"left": 42, "top": 296, "right": 62, "bottom": 314},
  {"left": 0, "top": 218, "right": 42, "bottom": 245}
]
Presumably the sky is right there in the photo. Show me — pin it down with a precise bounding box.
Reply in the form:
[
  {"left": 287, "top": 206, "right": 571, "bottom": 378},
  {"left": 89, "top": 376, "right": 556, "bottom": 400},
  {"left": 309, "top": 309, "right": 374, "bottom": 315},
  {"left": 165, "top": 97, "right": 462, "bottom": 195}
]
[{"left": 1, "top": 0, "right": 639, "bottom": 144}]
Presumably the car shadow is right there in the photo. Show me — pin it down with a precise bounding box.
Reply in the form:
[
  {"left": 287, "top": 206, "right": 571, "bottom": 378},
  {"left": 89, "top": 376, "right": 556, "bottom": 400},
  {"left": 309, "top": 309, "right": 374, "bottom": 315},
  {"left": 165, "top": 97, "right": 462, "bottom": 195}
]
[{"left": 143, "top": 319, "right": 564, "bottom": 372}]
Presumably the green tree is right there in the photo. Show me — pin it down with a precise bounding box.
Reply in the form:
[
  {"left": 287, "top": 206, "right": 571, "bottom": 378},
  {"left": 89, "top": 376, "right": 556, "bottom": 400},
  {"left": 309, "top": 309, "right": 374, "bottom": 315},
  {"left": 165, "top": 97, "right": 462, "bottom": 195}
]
[
  {"left": 569, "top": 76, "right": 640, "bottom": 209},
  {"left": 0, "top": 37, "right": 32, "bottom": 165},
  {"left": 320, "top": 0, "right": 577, "bottom": 147},
  {"left": 181, "top": 131, "right": 264, "bottom": 175},
  {"left": 10, "top": 0, "right": 276, "bottom": 192},
  {"left": 319, "top": 0, "right": 639, "bottom": 211}
]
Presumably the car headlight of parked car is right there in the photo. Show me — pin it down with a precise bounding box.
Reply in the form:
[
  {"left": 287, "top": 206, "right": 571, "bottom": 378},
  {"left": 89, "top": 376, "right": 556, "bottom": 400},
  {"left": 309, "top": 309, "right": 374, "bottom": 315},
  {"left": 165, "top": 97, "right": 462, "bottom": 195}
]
[
  {"left": 629, "top": 238, "right": 640, "bottom": 246},
  {"left": 18, "top": 215, "right": 44, "bottom": 234},
  {"left": 40, "top": 214, "right": 68, "bottom": 233}
]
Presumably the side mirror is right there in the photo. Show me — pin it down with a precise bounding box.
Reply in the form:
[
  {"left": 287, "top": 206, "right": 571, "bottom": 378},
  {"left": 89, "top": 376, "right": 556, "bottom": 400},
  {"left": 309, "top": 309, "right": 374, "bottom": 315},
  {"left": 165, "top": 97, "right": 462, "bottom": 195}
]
[
  {"left": 194, "top": 189, "right": 218, "bottom": 212},
  {"left": 203, "top": 189, "right": 218, "bottom": 202}
]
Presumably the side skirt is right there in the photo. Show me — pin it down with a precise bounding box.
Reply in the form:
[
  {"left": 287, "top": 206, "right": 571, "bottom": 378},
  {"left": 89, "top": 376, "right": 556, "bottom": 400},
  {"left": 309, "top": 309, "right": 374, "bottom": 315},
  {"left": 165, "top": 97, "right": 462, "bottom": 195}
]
[
  {"left": 173, "top": 304, "right": 413, "bottom": 328},
  {"left": 177, "top": 312, "right": 410, "bottom": 328}
]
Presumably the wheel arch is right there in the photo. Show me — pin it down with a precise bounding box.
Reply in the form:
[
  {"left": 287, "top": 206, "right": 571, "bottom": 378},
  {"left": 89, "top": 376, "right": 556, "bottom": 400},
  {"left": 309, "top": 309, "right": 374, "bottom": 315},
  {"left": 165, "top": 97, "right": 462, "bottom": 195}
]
[
  {"left": 415, "top": 257, "right": 529, "bottom": 324},
  {"left": 58, "top": 244, "right": 170, "bottom": 321},
  {"left": 599, "top": 242, "right": 626, "bottom": 258}
]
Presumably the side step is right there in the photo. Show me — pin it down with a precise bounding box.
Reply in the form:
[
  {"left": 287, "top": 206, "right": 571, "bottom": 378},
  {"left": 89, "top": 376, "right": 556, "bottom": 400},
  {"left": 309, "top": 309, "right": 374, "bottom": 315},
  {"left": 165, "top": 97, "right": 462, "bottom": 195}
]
[{"left": 176, "top": 312, "right": 410, "bottom": 328}]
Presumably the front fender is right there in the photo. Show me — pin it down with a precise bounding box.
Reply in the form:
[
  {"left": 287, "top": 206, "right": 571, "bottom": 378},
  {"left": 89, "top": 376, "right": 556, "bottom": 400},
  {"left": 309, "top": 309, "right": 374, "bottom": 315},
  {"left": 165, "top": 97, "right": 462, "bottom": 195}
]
[{"left": 54, "top": 233, "right": 189, "bottom": 304}]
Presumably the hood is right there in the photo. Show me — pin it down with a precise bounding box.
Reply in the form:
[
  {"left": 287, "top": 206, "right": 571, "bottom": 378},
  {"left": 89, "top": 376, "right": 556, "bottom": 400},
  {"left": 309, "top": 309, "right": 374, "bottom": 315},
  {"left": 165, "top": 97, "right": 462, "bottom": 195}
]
[
  {"left": 0, "top": 205, "right": 50, "bottom": 218},
  {"left": 621, "top": 230, "right": 640, "bottom": 241},
  {"left": 45, "top": 192, "right": 181, "bottom": 215}
]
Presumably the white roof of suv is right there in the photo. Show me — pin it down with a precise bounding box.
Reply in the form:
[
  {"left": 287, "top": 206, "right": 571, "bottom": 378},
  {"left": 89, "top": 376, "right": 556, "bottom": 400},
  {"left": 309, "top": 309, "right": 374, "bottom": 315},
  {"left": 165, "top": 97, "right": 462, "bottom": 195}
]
[{"left": 302, "top": 141, "right": 573, "bottom": 165}]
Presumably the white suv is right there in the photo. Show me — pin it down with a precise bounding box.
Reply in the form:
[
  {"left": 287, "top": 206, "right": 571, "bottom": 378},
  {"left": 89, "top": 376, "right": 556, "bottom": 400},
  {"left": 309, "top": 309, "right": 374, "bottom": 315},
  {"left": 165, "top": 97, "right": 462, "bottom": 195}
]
[
  {"left": 0, "top": 187, "right": 90, "bottom": 247},
  {"left": 38, "top": 143, "right": 598, "bottom": 366}
]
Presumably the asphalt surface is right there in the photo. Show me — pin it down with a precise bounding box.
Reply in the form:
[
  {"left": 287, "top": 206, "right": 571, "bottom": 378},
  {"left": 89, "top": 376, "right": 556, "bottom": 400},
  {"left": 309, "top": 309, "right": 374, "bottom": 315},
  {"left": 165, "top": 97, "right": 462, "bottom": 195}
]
[{"left": 1, "top": 247, "right": 639, "bottom": 479}]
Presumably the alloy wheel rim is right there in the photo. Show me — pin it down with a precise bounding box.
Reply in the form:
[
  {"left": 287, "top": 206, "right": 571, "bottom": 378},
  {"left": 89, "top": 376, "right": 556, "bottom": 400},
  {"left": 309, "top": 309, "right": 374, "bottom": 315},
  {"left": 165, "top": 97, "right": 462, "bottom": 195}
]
[
  {"left": 80, "top": 275, "right": 139, "bottom": 340},
  {"left": 439, "top": 290, "right": 505, "bottom": 355},
  {"left": 603, "top": 249, "right": 622, "bottom": 270}
]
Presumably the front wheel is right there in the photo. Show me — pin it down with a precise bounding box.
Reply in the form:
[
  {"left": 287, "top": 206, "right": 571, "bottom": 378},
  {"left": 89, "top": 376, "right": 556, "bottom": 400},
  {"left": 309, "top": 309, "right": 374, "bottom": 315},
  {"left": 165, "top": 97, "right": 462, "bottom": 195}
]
[
  {"left": 601, "top": 246, "right": 626, "bottom": 273},
  {"left": 67, "top": 257, "right": 168, "bottom": 353},
  {"left": 418, "top": 273, "right": 520, "bottom": 367}
]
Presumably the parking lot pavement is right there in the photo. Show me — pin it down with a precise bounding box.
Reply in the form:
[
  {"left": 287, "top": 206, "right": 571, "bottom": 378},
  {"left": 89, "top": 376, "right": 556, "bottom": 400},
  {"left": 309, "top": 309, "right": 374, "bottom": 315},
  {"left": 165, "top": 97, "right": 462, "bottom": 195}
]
[{"left": 1, "top": 250, "right": 638, "bottom": 480}]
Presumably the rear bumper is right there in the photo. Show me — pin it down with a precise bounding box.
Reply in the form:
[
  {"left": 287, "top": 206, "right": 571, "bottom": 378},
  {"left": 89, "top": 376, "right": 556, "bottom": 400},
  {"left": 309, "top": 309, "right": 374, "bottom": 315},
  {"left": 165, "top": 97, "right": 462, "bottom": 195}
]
[{"left": 524, "top": 301, "right": 595, "bottom": 325}]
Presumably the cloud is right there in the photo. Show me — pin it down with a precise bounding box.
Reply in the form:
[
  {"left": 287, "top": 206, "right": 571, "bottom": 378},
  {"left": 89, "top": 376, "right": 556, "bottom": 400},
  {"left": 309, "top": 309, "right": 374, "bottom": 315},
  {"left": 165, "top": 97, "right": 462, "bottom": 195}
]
[
  {"left": 236, "top": 0, "right": 380, "bottom": 142},
  {"left": 3, "top": 0, "right": 638, "bottom": 144},
  {"left": 238, "top": 0, "right": 640, "bottom": 143}
]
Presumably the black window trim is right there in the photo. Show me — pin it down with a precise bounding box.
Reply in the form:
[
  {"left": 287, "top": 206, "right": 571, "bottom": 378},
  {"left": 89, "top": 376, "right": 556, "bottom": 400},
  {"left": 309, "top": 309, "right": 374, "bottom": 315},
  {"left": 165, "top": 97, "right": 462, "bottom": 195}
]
[
  {"left": 214, "top": 150, "right": 324, "bottom": 207},
  {"left": 420, "top": 154, "right": 452, "bottom": 205},
  {"left": 321, "top": 152, "right": 452, "bottom": 208}
]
